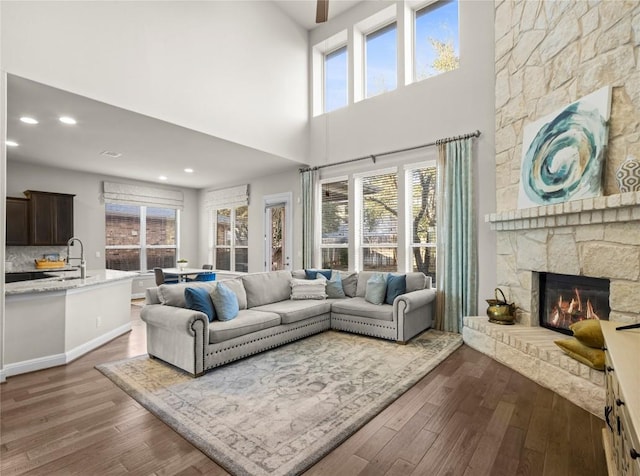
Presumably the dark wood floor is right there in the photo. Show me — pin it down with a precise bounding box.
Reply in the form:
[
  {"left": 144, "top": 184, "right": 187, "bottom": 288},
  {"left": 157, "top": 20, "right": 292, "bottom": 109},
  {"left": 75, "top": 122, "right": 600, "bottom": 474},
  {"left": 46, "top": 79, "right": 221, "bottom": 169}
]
[{"left": 1, "top": 304, "right": 607, "bottom": 476}]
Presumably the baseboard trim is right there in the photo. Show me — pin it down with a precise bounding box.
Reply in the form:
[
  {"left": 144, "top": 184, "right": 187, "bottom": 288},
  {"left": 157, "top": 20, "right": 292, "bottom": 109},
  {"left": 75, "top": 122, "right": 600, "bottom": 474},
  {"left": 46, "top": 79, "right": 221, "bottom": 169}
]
[
  {"left": 3, "top": 353, "right": 67, "bottom": 377},
  {"left": 4, "top": 323, "right": 132, "bottom": 378},
  {"left": 66, "top": 323, "right": 132, "bottom": 363}
]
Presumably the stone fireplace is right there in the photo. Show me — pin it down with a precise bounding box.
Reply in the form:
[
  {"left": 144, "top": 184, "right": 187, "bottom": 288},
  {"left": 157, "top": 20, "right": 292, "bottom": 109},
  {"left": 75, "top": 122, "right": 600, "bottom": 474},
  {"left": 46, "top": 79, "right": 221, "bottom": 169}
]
[
  {"left": 466, "top": 0, "right": 640, "bottom": 417},
  {"left": 489, "top": 193, "right": 640, "bottom": 328},
  {"left": 463, "top": 192, "right": 640, "bottom": 416},
  {"left": 538, "top": 272, "right": 610, "bottom": 334}
]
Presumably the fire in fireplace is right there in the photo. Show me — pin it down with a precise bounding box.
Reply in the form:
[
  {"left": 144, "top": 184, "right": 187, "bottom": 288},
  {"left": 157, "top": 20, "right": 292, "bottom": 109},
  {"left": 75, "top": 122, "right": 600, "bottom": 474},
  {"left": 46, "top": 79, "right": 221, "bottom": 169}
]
[{"left": 539, "top": 272, "right": 610, "bottom": 335}]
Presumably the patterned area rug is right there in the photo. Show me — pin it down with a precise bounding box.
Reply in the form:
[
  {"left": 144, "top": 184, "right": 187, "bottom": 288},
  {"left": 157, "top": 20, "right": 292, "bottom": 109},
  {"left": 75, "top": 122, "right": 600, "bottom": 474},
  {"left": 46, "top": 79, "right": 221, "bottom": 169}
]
[{"left": 97, "top": 330, "right": 462, "bottom": 476}]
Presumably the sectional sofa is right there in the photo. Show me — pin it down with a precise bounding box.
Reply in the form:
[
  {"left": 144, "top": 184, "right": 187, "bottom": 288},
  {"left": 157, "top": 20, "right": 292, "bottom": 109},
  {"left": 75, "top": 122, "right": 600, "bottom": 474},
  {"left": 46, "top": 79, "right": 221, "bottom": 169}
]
[{"left": 141, "top": 269, "right": 436, "bottom": 377}]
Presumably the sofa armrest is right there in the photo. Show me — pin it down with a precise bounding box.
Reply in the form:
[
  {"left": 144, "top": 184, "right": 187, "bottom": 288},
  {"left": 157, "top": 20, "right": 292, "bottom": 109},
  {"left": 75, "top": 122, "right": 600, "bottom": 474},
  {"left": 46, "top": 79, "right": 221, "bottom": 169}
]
[
  {"left": 394, "top": 288, "right": 436, "bottom": 343},
  {"left": 394, "top": 288, "right": 436, "bottom": 313},
  {"left": 141, "top": 304, "right": 209, "bottom": 336},
  {"left": 140, "top": 304, "right": 208, "bottom": 376}
]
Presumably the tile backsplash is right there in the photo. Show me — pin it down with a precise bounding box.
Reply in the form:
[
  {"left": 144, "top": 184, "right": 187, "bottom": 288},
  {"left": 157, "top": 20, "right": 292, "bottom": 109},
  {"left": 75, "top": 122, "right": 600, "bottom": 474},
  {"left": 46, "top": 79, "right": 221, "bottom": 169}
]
[{"left": 6, "top": 246, "right": 67, "bottom": 271}]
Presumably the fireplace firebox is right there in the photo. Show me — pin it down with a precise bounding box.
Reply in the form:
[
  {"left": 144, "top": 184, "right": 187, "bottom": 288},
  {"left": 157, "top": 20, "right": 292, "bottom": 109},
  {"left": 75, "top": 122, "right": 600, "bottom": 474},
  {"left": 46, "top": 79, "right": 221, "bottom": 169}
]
[{"left": 539, "top": 272, "right": 610, "bottom": 335}]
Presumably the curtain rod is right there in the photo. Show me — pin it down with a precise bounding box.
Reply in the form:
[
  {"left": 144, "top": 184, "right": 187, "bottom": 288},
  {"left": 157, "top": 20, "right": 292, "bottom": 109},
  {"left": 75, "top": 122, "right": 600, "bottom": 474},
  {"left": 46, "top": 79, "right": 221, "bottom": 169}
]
[{"left": 300, "top": 129, "right": 481, "bottom": 173}]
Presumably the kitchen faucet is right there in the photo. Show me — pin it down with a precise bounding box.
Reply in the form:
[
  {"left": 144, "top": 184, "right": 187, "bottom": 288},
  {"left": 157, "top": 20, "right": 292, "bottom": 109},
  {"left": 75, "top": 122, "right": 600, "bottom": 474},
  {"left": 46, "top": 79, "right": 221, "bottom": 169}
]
[{"left": 66, "top": 237, "right": 86, "bottom": 279}]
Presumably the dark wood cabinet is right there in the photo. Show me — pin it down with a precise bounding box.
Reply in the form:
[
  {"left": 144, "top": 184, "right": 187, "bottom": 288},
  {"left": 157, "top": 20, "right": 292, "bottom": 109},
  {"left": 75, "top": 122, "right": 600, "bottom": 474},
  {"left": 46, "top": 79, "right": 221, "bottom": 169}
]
[
  {"left": 6, "top": 197, "right": 30, "bottom": 245},
  {"left": 24, "top": 191, "right": 75, "bottom": 245}
]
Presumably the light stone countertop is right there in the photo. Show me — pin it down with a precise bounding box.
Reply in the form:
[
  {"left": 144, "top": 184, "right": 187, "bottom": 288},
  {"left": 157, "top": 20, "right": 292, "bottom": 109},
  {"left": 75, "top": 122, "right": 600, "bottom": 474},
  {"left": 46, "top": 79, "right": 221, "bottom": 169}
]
[{"left": 5, "top": 269, "right": 137, "bottom": 296}]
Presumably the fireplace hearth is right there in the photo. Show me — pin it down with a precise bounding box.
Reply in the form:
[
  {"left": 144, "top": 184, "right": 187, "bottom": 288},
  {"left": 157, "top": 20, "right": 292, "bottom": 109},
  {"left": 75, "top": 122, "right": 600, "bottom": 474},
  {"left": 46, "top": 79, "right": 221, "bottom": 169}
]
[{"left": 539, "top": 272, "right": 610, "bottom": 335}]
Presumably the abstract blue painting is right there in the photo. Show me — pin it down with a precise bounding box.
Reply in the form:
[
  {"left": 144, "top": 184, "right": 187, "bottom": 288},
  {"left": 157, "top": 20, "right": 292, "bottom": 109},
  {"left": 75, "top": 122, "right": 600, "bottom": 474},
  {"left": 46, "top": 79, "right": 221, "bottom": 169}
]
[{"left": 518, "top": 86, "right": 611, "bottom": 208}]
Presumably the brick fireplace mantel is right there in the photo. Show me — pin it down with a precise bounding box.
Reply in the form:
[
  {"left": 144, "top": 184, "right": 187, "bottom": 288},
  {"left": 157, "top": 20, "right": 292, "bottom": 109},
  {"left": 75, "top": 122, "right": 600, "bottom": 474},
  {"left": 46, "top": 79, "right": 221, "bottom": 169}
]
[{"left": 485, "top": 191, "right": 640, "bottom": 231}]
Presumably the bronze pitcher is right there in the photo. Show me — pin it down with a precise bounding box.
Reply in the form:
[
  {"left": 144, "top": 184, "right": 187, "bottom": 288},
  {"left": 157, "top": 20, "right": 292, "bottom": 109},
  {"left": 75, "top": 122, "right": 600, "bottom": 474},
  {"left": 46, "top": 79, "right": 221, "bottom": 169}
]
[{"left": 486, "top": 288, "right": 517, "bottom": 325}]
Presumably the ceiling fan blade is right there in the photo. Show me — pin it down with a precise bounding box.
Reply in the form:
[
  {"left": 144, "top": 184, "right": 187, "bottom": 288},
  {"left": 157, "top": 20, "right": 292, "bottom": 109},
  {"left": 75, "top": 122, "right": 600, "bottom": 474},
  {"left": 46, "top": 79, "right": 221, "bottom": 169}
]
[{"left": 316, "top": 0, "right": 328, "bottom": 23}]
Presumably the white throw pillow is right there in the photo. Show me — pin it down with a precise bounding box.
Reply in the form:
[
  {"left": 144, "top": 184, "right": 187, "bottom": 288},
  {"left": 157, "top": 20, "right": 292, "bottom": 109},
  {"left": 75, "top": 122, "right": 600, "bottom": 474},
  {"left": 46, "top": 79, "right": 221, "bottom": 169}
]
[{"left": 289, "top": 277, "right": 327, "bottom": 300}]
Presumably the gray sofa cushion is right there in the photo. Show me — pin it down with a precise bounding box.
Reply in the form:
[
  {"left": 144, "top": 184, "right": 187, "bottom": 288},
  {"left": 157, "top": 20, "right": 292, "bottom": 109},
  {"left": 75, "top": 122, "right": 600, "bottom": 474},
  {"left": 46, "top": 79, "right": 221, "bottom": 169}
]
[
  {"left": 406, "top": 272, "right": 429, "bottom": 292},
  {"left": 242, "top": 270, "right": 293, "bottom": 308},
  {"left": 331, "top": 297, "right": 394, "bottom": 321},
  {"left": 252, "top": 300, "right": 331, "bottom": 324},
  {"left": 211, "top": 278, "right": 247, "bottom": 310},
  {"left": 157, "top": 282, "right": 214, "bottom": 307},
  {"left": 291, "top": 269, "right": 306, "bottom": 279},
  {"left": 339, "top": 271, "right": 357, "bottom": 297},
  {"left": 208, "top": 309, "right": 281, "bottom": 344},
  {"left": 355, "top": 272, "right": 373, "bottom": 297}
]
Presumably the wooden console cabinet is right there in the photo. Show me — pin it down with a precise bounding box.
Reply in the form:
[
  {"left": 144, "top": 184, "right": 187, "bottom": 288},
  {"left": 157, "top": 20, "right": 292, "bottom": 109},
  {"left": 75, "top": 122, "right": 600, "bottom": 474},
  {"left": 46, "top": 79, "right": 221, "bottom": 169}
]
[{"left": 602, "top": 321, "right": 640, "bottom": 476}]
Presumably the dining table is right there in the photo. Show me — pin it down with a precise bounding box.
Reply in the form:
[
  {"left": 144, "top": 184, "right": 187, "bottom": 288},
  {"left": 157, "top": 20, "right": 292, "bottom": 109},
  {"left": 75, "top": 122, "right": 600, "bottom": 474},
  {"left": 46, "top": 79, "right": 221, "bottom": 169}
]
[{"left": 162, "top": 267, "right": 216, "bottom": 282}]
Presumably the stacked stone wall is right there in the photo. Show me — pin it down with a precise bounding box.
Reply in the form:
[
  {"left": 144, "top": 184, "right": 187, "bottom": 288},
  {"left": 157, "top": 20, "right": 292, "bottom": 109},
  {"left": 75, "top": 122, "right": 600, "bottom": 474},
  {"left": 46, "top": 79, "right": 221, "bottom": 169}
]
[
  {"left": 495, "top": 0, "right": 640, "bottom": 211},
  {"left": 493, "top": 0, "right": 640, "bottom": 326}
]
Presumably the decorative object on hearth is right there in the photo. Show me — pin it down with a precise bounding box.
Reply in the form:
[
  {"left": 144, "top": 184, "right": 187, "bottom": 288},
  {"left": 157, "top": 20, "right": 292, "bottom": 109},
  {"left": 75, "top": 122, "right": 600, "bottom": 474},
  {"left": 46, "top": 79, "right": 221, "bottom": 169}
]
[
  {"left": 97, "top": 330, "right": 462, "bottom": 476},
  {"left": 486, "top": 287, "right": 517, "bottom": 324},
  {"left": 615, "top": 154, "right": 640, "bottom": 192},
  {"left": 518, "top": 86, "right": 611, "bottom": 208}
]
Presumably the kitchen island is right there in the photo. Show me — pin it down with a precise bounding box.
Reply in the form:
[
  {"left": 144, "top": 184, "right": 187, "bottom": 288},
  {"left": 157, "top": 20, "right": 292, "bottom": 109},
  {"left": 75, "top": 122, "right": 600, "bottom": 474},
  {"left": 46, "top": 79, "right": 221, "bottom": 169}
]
[{"left": 4, "top": 269, "right": 136, "bottom": 378}]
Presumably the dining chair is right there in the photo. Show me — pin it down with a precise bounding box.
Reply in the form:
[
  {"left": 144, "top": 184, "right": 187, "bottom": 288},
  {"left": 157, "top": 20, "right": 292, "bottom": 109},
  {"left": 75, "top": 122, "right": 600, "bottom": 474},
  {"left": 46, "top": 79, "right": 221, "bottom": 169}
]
[
  {"left": 153, "top": 267, "right": 165, "bottom": 286},
  {"left": 190, "top": 264, "right": 216, "bottom": 282},
  {"left": 154, "top": 267, "right": 178, "bottom": 285}
]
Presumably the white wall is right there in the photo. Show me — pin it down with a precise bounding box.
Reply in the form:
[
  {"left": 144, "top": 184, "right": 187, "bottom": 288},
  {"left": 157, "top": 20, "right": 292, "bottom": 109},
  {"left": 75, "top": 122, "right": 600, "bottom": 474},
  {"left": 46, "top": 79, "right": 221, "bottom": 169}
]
[
  {"left": 0, "top": 1, "right": 309, "bottom": 162},
  {"left": 308, "top": 0, "right": 497, "bottom": 308},
  {"left": 6, "top": 161, "right": 200, "bottom": 270}
]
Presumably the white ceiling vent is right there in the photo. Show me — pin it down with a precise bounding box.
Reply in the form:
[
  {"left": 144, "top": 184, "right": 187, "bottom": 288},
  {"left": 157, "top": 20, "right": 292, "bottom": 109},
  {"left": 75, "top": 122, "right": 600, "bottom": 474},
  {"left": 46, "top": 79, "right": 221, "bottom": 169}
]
[{"left": 100, "top": 150, "right": 122, "bottom": 158}]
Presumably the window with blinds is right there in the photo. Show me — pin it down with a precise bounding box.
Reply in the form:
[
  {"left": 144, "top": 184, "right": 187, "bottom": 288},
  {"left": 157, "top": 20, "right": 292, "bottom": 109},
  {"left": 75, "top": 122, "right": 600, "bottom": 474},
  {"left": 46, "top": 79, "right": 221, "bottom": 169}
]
[
  {"left": 409, "top": 165, "right": 437, "bottom": 281},
  {"left": 361, "top": 172, "right": 398, "bottom": 271},
  {"left": 320, "top": 180, "right": 349, "bottom": 270},
  {"left": 146, "top": 207, "right": 177, "bottom": 269},
  {"left": 105, "top": 204, "right": 178, "bottom": 271},
  {"left": 213, "top": 206, "right": 248, "bottom": 272}
]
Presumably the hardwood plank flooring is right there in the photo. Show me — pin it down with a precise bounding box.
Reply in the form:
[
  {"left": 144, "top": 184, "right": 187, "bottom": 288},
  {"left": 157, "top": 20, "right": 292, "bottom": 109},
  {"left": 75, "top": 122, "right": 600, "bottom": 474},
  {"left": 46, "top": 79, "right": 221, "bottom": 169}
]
[{"left": 1, "top": 304, "right": 607, "bottom": 475}]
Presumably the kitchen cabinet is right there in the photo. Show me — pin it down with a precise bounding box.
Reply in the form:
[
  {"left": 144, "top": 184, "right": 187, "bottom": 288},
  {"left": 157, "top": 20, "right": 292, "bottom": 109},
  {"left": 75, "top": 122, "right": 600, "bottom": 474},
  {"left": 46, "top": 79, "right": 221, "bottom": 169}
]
[
  {"left": 6, "top": 197, "right": 30, "bottom": 245},
  {"left": 25, "top": 191, "right": 75, "bottom": 245}
]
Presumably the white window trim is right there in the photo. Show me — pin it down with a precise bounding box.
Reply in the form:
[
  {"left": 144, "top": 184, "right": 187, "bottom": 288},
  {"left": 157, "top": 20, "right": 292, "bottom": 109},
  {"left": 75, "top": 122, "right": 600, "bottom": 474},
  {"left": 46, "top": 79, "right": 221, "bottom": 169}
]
[
  {"left": 210, "top": 206, "right": 247, "bottom": 272},
  {"left": 354, "top": 4, "right": 398, "bottom": 102},
  {"left": 312, "top": 30, "right": 348, "bottom": 117},
  {"left": 316, "top": 176, "right": 350, "bottom": 269},
  {"left": 105, "top": 205, "right": 180, "bottom": 272},
  {"left": 404, "top": 160, "right": 437, "bottom": 272}
]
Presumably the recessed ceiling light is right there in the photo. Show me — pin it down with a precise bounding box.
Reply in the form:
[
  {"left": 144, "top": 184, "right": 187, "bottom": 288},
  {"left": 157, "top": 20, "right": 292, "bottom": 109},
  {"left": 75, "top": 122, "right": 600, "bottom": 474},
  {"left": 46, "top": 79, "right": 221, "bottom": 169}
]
[
  {"left": 20, "top": 116, "right": 38, "bottom": 125},
  {"left": 6, "top": 140, "right": 19, "bottom": 147},
  {"left": 100, "top": 150, "right": 122, "bottom": 158},
  {"left": 184, "top": 168, "right": 194, "bottom": 173},
  {"left": 59, "top": 116, "right": 77, "bottom": 125},
  {"left": 159, "top": 175, "right": 168, "bottom": 181}
]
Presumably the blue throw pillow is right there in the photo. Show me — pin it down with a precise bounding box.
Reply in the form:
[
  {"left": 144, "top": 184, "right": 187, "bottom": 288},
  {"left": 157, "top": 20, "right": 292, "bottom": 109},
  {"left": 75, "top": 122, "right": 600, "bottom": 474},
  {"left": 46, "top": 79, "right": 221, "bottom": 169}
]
[
  {"left": 319, "top": 271, "right": 346, "bottom": 299},
  {"left": 365, "top": 273, "right": 387, "bottom": 305},
  {"left": 211, "top": 282, "right": 239, "bottom": 321},
  {"left": 385, "top": 274, "right": 406, "bottom": 305},
  {"left": 184, "top": 287, "right": 216, "bottom": 322},
  {"left": 305, "top": 268, "right": 331, "bottom": 280}
]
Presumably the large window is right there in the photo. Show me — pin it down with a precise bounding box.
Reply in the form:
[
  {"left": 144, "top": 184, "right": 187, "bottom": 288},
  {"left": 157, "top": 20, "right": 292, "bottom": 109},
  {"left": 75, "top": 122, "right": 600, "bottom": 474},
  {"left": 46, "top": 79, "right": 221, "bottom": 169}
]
[
  {"left": 414, "top": 0, "right": 459, "bottom": 81},
  {"left": 316, "top": 161, "right": 438, "bottom": 277},
  {"left": 213, "top": 205, "right": 248, "bottom": 272},
  {"left": 106, "top": 204, "right": 177, "bottom": 271},
  {"left": 320, "top": 180, "right": 349, "bottom": 270},
  {"left": 361, "top": 172, "right": 398, "bottom": 271},
  {"left": 408, "top": 164, "right": 437, "bottom": 281},
  {"left": 324, "top": 45, "right": 348, "bottom": 113},
  {"left": 365, "top": 22, "right": 397, "bottom": 98}
]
